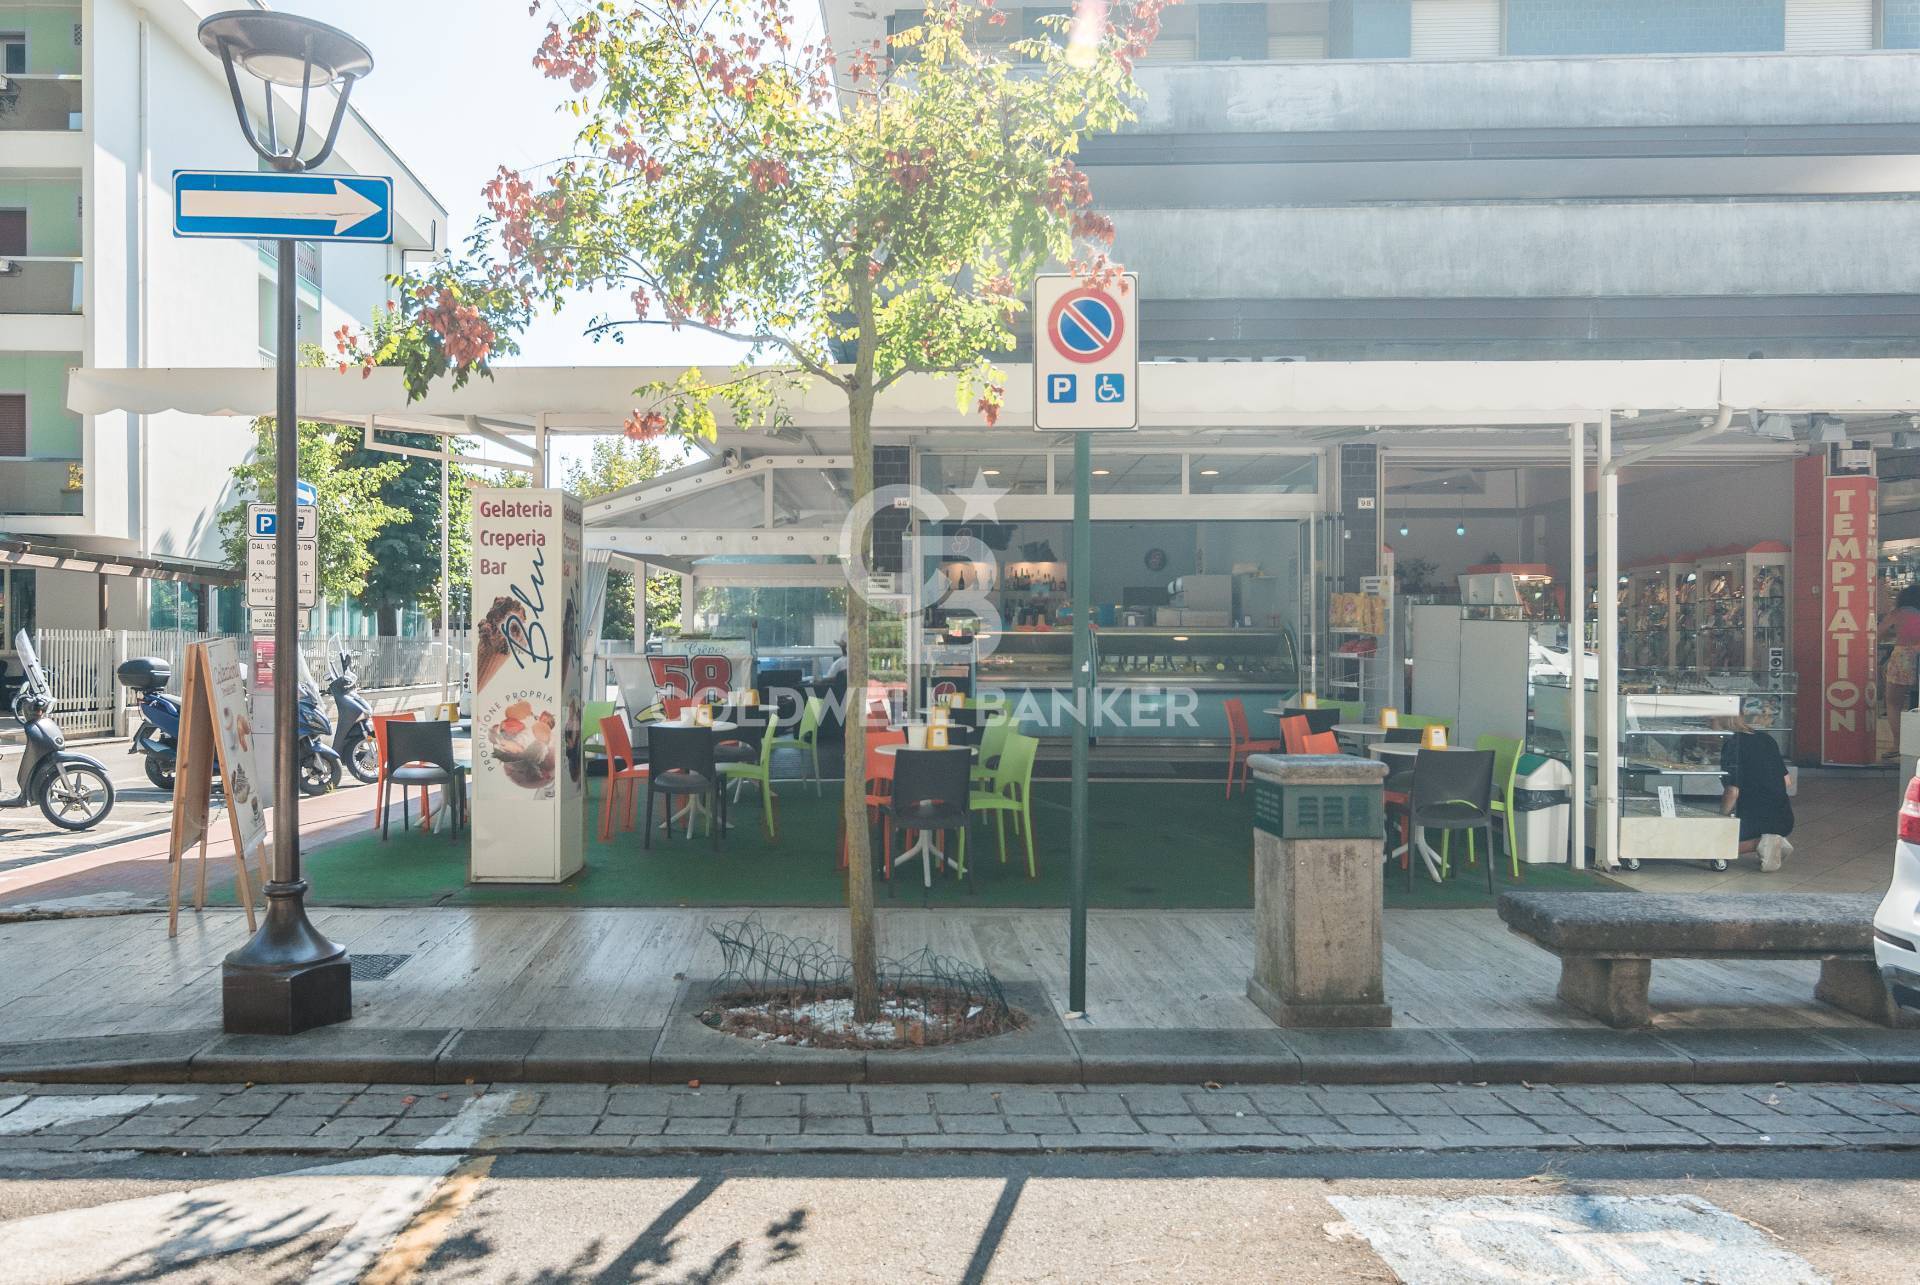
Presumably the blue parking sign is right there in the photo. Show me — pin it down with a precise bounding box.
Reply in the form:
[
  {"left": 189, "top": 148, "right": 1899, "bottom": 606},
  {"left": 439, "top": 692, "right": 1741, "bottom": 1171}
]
[{"left": 1048, "top": 374, "right": 1077, "bottom": 404}]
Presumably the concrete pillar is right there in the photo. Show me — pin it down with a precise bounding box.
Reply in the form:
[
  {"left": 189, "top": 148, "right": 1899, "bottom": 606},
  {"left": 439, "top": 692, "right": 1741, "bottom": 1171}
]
[{"left": 1245, "top": 752, "right": 1392, "bottom": 1028}]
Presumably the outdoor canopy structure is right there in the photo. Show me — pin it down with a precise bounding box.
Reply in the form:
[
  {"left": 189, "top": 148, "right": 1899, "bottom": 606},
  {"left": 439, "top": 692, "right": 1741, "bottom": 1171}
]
[{"left": 68, "top": 355, "right": 1920, "bottom": 869}]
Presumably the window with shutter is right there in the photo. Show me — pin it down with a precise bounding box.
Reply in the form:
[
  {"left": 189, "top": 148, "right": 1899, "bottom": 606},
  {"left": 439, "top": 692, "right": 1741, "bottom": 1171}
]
[
  {"left": 1198, "top": 4, "right": 1269, "bottom": 60},
  {"left": 0, "top": 395, "right": 26, "bottom": 458},
  {"left": 1409, "top": 0, "right": 1502, "bottom": 59},
  {"left": 1785, "top": 0, "right": 1875, "bottom": 51},
  {"left": 0, "top": 209, "right": 25, "bottom": 257}
]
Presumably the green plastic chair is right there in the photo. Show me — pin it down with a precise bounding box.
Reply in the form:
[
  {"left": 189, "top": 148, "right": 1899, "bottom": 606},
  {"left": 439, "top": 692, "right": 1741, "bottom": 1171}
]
[
  {"left": 1476, "top": 733, "right": 1525, "bottom": 877},
  {"left": 967, "top": 731, "right": 1039, "bottom": 878},
  {"left": 720, "top": 718, "right": 779, "bottom": 839},
  {"left": 1322, "top": 699, "right": 1364, "bottom": 724},
  {"left": 970, "top": 715, "right": 1014, "bottom": 788},
  {"left": 772, "top": 695, "right": 824, "bottom": 796},
  {"left": 581, "top": 701, "right": 618, "bottom": 760}
]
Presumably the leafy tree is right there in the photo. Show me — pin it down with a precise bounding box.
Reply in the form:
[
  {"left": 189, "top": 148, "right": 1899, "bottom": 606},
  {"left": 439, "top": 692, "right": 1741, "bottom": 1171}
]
[
  {"left": 374, "top": 0, "right": 1163, "bottom": 1019},
  {"left": 218, "top": 415, "right": 405, "bottom": 607},
  {"left": 562, "top": 437, "right": 682, "bottom": 638}
]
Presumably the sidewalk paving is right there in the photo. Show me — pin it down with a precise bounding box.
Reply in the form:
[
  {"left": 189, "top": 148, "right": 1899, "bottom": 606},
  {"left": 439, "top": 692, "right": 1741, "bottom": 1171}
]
[{"left": 3, "top": 1079, "right": 1918, "bottom": 1159}]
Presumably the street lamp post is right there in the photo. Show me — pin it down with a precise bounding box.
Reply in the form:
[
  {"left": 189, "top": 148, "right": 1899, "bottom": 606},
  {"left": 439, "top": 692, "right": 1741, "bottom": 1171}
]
[{"left": 199, "top": 11, "right": 373, "bottom": 1035}]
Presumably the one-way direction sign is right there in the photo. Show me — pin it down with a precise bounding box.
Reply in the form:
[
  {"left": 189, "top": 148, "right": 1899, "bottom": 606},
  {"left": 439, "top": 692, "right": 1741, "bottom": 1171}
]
[{"left": 173, "top": 170, "right": 394, "bottom": 243}]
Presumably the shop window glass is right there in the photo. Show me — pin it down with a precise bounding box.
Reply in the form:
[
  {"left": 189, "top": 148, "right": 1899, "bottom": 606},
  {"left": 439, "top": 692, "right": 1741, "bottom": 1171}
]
[
  {"left": 692, "top": 585, "right": 848, "bottom": 650},
  {"left": 1074, "top": 453, "right": 1183, "bottom": 495},
  {"left": 923, "top": 453, "right": 1049, "bottom": 496},
  {"left": 1189, "top": 454, "right": 1318, "bottom": 494}
]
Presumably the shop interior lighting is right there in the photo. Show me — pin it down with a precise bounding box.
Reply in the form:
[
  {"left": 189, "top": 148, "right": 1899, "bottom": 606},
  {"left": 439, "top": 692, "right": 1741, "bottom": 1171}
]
[
  {"left": 1199, "top": 468, "right": 1220, "bottom": 476},
  {"left": 1817, "top": 417, "right": 1846, "bottom": 445},
  {"left": 1398, "top": 525, "right": 1409, "bottom": 537},
  {"left": 1092, "top": 468, "right": 1111, "bottom": 476},
  {"left": 1755, "top": 413, "right": 1795, "bottom": 441}
]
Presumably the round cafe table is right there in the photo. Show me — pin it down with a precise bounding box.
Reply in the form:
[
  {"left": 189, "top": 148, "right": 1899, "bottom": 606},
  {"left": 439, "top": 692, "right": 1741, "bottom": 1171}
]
[{"left": 1332, "top": 722, "right": 1390, "bottom": 740}]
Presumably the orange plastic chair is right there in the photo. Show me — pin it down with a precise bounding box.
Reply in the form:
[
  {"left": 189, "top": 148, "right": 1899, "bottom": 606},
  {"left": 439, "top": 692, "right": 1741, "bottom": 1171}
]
[
  {"left": 1278, "top": 714, "right": 1310, "bottom": 755},
  {"left": 598, "top": 714, "right": 652, "bottom": 841},
  {"left": 1225, "top": 698, "right": 1284, "bottom": 797},
  {"left": 840, "top": 730, "right": 907, "bottom": 870},
  {"left": 370, "top": 711, "right": 418, "bottom": 829},
  {"left": 662, "top": 695, "right": 692, "bottom": 721},
  {"left": 1302, "top": 729, "right": 1342, "bottom": 755}
]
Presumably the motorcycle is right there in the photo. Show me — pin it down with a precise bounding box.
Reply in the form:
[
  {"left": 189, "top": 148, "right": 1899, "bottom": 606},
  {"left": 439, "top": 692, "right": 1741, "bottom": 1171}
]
[
  {"left": 3, "top": 630, "right": 115, "bottom": 831},
  {"left": 295, "top": 674, "right": 343, "bottom": 796},
  {"left": 325, "top": 650, "right": 378, "bottom": 784},
  {"left": 120, "top": 655, "right": 197, "bottom": 792},
  {"left": 121, "top": 650, "right": 340, "bottom": 797}
]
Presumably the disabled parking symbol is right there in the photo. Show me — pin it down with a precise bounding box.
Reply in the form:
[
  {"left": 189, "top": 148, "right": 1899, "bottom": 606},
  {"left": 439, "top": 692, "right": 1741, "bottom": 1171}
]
[
  {"left": 1094, "top": 373, "right": 1125, "bottom": 403},
  {"left": 1048, "top": 374, "right": 1077, "bottom": 403}
]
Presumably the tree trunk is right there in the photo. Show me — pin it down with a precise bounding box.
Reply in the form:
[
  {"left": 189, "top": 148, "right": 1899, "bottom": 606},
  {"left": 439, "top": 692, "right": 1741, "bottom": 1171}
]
[{"left": 844, "top": 380, "right": 880, "bottom": 1024}]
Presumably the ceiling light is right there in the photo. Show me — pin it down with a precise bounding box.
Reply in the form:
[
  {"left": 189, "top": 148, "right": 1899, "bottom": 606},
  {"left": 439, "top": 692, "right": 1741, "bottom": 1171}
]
[
  {"left": 1092, "top": 469, "right": 1110, "bottom": 477},
  {"left": 1172, "top": 635, "right": 1189, "bottom": 642},
  {"left": 981, "top": 469, "right": 1000, "bottom": 476},
  {"left": 1455, "top": 522, "right": 1466, "bottom": 537},
  {"left": 1817, "top": 417, "right": 1846, "bottom": 445},
  {"left": 1199, "top": 468, "right": 1220, "bottom": 476},
  {"left": 1398, "top": 525, "right": 1409, "bottom": 537}
]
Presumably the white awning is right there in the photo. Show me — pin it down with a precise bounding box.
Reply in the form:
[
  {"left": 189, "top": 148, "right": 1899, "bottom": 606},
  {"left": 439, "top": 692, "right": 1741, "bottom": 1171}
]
[{"left": 68, "top": 357, "right": 1920, "bottom": 432}]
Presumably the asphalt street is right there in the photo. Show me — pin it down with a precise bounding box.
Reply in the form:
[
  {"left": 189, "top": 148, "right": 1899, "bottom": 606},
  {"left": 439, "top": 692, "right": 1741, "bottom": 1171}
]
[
  {"left": 0, "top": 1149, "right": 1914, "bottom": 1283},
  {"left": 0, "top": 738, "right": 178, "bottom": 869}
]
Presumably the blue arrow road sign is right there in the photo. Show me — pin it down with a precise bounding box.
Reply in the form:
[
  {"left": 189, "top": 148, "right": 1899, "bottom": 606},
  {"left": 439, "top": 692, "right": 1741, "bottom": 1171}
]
[
  {"left": 173, "top": 170, "right": 394, "bottom": 243},
  {"left": 296, "top": 480, "right": 317, "bottom": 506}
]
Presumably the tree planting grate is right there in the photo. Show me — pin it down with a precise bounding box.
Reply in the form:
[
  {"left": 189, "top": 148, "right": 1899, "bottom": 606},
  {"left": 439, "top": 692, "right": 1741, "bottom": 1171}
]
[{"left": 349, "top": 953, "right": 412, "bottom": 981}]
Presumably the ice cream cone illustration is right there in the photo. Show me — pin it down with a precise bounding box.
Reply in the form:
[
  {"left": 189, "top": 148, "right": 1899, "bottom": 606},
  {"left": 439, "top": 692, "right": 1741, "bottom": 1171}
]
[{"left": 476, "top": 595, "right": 527, "bottom": 693}]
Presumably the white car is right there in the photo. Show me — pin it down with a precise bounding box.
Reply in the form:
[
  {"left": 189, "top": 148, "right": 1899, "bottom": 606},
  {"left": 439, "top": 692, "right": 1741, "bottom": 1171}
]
[{"left": 1876, "top": 776, "right": 1920, "bottom": 1012}]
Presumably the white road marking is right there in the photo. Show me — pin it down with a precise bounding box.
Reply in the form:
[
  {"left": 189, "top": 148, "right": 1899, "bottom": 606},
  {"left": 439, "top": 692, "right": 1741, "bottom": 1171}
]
[
  {"left": 0, "top": 1097, "right": 25, "bottom": 1121},
  {"left": 416, "top": 1091, "right": 521, "bottom": 1151},
  {"left": 1328, "top": 1195, "right": 1828, "bottom": 1285},
  {"left": 0, "top": 1094, "right": 194, "bottom": 1136},
  {"left": 0, "top": 1154, "right": 458, "bottom": 1285}
]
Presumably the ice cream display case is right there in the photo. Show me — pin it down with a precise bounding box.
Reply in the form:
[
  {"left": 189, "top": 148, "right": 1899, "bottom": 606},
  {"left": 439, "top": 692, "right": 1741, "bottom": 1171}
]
[
  {"left": 973, "top": 627, "right": 1300, "bottom": 740},
  {"left": 1529, "top": 670, "right": 1740, "bottom": 871}
]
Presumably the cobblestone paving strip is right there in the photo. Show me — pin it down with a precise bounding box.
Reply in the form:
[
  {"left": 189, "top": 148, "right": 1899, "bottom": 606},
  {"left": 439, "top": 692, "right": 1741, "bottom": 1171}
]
[{"left": 0, "top": 1081, "right": 1914, "bottom": 1158}]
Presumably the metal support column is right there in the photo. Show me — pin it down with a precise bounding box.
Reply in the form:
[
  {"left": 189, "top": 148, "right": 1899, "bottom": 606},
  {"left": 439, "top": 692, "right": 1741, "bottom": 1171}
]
[
  {"left": 1568, "top": 422, "right": 1587, "bottom": 871},
  {"left": 1595, "top": 412, "right": 1619, "bottom": 869},
  {"left": 1068, "top": 432, "right": 1091, "bottom": 1015},
  {"left": 439, "top": 452, "right": 450, "bottom": 704}
]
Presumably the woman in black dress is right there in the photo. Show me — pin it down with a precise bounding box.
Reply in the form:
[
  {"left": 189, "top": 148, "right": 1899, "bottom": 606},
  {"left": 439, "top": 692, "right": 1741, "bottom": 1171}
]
[{"left": 1715, "top": 715, "right": 1794, "bottom": 872}]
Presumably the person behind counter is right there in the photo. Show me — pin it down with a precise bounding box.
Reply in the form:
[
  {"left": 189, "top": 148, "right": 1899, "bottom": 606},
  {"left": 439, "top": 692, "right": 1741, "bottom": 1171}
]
[
  {"left": 1712, "top": 715, "right": 1793, "bottom": 873},
  {"left": 825, "top": 639, "right": 849, "bottom": 679}
]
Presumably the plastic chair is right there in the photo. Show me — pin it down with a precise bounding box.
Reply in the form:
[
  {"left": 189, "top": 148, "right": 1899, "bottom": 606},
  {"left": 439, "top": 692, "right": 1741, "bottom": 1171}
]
[
  {"left": 840, "top": 729, "right": 906, "bottom": 870},
  {"left": 971, "top": 716, "right": 1013, "bottom": 788},
  {"left": 969, "top": 731, "right": 1039, "bottom": 877},
  {"left": 1279, "top": 714, "right": 1310, "bottom": 755},
  {"left": 597, "top": 714, "right": 651, "bottom": 841},
  {"left": 581, "top": 700, "right": 618, "bottom": 760},
  {"left": 1476, "top": 733, "right": 1526, "bottom": 878},
  {"left": 1409, "top": 748, "right": 1497, "bottom": 894},
  {"left": 370, "top": 711, "right": 418, "bottom": 830},
  {"left": 430, "top": 701, "right": 460, "bottom": 723},
  {"left": 1301, "top": 728, "right": 1342, "bottom": 755},
  {"left": 772, "top": 695, "right": 824, "bottom": 796},
  {"left": 645, "top": 724, "right": 723, "bottom": 850},
  {"left": 382, "top": 720, "right": 463, "bottom": 841},
  {"left": 882, "top": 747, "right": 973, "bottom": 895},
  {"left": 720, "top": 718, "right": 780, "bottom": 840},
  {"left": 1225, "top": 698, "right": 1283, "bottom": 797}
]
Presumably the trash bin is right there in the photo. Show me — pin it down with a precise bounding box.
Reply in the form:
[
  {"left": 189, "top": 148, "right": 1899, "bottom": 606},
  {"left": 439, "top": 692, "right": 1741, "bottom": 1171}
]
[{"left": 1512, "top": 753, "right": 1573, "bottom": 865}]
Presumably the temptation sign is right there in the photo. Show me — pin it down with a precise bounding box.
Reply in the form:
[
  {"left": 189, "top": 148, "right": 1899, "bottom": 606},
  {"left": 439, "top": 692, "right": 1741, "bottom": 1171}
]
[{"left": 1819, "top": 475, "right": 1878, "bottom": 764}]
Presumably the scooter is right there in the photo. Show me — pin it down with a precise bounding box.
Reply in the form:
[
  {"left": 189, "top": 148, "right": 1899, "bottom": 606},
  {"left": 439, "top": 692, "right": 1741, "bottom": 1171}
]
[
  {"left": 326, "top": 650, "right": 378, "bottom": 784},
  {"left": 120, "top": 655, "right": 197, "bottom": 792},
  {"left": 3, "top": 630, "right": 115, "bottom": 831},
  {"left": 295, "top": 675, "right": 343, "bottom": 796}
]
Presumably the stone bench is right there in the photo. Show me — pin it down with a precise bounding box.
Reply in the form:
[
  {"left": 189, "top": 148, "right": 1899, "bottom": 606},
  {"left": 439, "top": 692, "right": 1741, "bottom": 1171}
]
[{"left": 1497, "top": 891, "right": 1909, "bottom": 1029}]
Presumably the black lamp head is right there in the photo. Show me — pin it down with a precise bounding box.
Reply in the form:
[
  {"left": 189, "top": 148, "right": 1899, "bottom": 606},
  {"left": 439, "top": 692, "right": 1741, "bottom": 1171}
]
[{"left": 198, "top": 11, "right": 373, "bottom": 87}]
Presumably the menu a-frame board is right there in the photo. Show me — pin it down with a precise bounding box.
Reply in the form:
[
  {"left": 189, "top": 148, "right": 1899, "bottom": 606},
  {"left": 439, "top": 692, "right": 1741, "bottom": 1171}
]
[{"left": 166, "top": 639, "right": 269, "bottom": 936}]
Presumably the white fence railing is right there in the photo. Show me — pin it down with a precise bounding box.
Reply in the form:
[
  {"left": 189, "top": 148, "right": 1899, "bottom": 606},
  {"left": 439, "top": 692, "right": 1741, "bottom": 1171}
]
[{"left": 25, "top": 629, "right": 471, "bottom": 737}]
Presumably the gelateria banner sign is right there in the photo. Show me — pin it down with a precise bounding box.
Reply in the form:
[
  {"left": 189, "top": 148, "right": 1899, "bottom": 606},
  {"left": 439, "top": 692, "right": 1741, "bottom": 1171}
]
[
  {"left": 470, "top": 489, "right": 585, "bottom": 883},
  {"left": 1819, "top": 475, "right": 1878, "bottom": 764}
]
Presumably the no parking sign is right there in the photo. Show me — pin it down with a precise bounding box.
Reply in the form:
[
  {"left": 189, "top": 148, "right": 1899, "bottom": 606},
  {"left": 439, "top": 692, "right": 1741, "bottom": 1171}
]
[{"left": 1035, "top": 273, "right": 1138, "bottom": 431}]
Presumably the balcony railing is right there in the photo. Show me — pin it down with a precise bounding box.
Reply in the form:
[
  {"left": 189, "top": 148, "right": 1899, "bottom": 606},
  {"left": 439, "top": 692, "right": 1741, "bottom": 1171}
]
[
  {"left": 0, "top": 259, "right": 83, "bottom": 315},
  {"left": 0, "top": 76, "right": 83, "bottom": 132},
  {"left": 0, "top": 459, "right": 86, "bottom": 517}
]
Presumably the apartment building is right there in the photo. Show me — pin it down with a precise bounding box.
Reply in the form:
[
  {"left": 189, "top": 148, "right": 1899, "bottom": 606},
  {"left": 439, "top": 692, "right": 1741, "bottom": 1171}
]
[{"left": 0, "top": 0, "right": 443, "bottom": 646}]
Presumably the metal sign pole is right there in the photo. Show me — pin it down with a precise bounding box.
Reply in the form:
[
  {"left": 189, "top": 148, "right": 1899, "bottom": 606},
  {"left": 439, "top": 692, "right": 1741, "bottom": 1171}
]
[{"left": 1069, "top": 432, "right": 1091, "bottom": 1014}]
